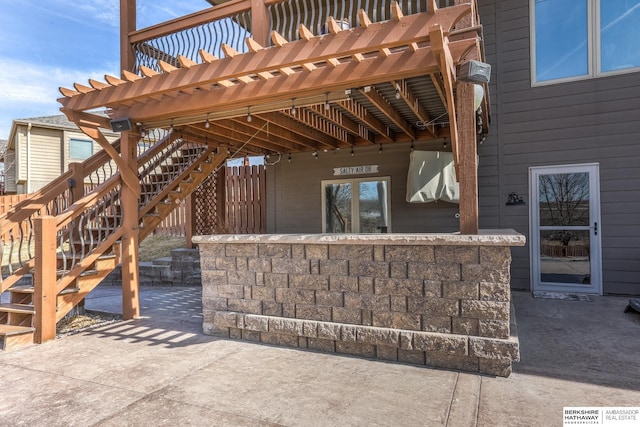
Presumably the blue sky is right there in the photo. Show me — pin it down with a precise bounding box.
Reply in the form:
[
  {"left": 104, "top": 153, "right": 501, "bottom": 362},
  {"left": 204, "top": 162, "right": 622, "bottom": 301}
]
[{"left": 0, "top": 0, "right": 211, "bottom": 140}]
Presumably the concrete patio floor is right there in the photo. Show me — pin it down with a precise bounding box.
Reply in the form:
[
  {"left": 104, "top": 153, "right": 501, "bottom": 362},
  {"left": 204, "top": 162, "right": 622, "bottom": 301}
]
[{"left": 1, "top": 286, "right": 639, "bottom": 426}]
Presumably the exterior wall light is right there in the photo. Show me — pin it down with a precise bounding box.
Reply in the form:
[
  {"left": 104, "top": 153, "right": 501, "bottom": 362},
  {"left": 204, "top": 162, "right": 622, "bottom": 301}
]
[{"left": 458, "top": 60, "right": 491, "bottom": 84}]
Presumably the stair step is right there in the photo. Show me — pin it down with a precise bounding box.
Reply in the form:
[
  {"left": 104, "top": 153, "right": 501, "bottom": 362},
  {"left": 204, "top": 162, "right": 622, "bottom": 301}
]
[
  {"left": 0, "top": 324, "right": 35, "bottom": 351},
  {"left": 0, "top": 303, "right": 35, "bottom": 315},
  {"left": 9, "top": 285, "right": 34, "bottom": 294},
  {"left": 0, "top": 324, "right": 35, "bottom": 336}
]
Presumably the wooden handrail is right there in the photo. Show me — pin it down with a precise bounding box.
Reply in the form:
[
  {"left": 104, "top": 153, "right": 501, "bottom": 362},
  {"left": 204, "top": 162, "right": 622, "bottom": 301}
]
[
  {"left": 55, "top": 175, "right": 122, "bottom": 230},
  {"left": 0, "top": 138, "right": 121, "bottom": 228}
]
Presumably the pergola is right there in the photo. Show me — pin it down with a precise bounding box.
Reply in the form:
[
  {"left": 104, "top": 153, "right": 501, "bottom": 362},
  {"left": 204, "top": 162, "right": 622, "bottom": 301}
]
[{"left": 57, "top": 0, "right": 487, "bottom": 318}]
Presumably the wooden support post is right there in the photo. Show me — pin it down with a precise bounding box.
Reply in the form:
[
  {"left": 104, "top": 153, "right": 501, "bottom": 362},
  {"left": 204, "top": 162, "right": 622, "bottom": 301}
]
[
  {"left": 456, "top": 83, "right": 479, "bottom": 235},
  {"left": 120, "top": 0, "right": 137, "bottom": 72},
  {"left": 68, "top": 162, "right": 85, "bottom": 203},
  {"left": 215, "top": 166, "right": 227, "bottom": 233},
  {"left": 185, "top": 194, "right": 196, "bottom": 248},
  {"left": 34, "top": 216, "right": 57, "bottom": 344},
  {"left": 251, "top": 0, "right": 270, "bottom": 47},
  {"left": 120, "top": 132, "right": 141, "bottom": 319}
]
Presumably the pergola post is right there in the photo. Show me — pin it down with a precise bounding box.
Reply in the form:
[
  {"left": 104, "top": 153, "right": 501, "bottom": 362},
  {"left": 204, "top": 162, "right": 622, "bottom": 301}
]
[
  {"left": 185, "top": 194, "right": 196, "bottom": 249},
  {"left": 120, "top": 132, "right": 141, "bottom": 319},
  {"left": 456, "top": 83, "right": 479, "bottom": 234},
  {"left": 120, "top": 0, "right": 136, "bottom": 72},
  {"left": 251, "top": 0, "right": 270, "bottom": 47}
]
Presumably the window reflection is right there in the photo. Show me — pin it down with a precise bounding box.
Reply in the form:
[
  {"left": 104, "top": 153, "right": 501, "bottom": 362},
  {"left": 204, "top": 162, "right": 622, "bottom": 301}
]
[{"left": 538, "top": 173, "right": 590, "bottom": 227}]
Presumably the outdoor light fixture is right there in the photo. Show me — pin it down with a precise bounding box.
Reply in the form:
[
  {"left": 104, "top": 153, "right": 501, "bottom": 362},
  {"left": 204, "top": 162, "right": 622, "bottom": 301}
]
[
  {"left": 291, "top": 99, "right": 296, "bottom": 114},
  {"left": 458, "top": 60, "right": 491, "bottom": 84},
  {"left": 410, "top": 141, "right": 415, "bottom": 152},
  {"left": 379, "top": 144, "right": 383, "bottom": 154},
  {"left": 205, "top": 113, "right": 211, "bottom": 128},
  {"left": 288, "top": 153, "right": 292, "bottom": 162},
  {"left": 247, "top": 107, "right": 252, "bottom": 122},
  {"left": 169, "top": 119, "right": 175, "bottom": 132},
  {"left": 109, "top": 118, "right": 131, "bottom": 132},
  {"left": 325, "top": 93, "right": 330, "bottom": 111},
  {"left": 351, "top": 146, "right": 355, "bottom": 156},
  {"left": 395, "top": 84, "right": 401, "bottom": 100},
  {"left": 136, "top": 122, "right": 146, "bottom": 137},
  {"left": 473, "top": 84, "right": 485, "bottom": 111}
]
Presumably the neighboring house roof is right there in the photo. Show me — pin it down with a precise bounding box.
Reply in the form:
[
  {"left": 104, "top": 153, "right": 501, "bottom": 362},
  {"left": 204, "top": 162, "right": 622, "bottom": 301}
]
[
  {"left": 5, "top": 113, "right": 117, "bottom": 150},
  {"left": 15, "top": 114, "right": 78, "bottom": 129}
]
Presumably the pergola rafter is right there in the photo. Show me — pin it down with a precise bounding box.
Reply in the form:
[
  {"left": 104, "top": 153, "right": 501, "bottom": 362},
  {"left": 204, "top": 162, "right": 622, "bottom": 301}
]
[{"left": 57, "top": 0, "right": 486, "bottom": 235}]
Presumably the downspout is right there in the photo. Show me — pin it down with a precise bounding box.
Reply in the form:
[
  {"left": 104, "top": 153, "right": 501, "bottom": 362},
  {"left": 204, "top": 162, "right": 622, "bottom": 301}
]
[{"left": 26, "top": 123, "right": 32, "bottom": 194}]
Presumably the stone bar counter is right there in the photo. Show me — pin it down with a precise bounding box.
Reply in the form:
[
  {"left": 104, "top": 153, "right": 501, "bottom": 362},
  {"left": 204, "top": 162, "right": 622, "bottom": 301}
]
[{"left": 193, "top": 231, "right": 526, "bottom": 377}]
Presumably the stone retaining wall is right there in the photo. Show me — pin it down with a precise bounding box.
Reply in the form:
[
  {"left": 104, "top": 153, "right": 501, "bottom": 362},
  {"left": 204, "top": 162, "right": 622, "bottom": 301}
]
[
  {"left": 193, "top": 231, "right": 525, "bottom": 377},
  {"left": 101, "top": 248, "right": 201, "bottom": 287}
]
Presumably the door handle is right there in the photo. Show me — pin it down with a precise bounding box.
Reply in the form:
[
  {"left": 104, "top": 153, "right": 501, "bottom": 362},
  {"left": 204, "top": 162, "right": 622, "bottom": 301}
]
[{"left": 594, "top": 222, "right": 598, "bottom": 236}]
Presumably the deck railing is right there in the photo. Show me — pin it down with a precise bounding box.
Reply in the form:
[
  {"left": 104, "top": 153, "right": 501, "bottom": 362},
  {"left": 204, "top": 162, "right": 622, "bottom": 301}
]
[{"left": 127, "top": 0, "right": 457, "bottom": 74}]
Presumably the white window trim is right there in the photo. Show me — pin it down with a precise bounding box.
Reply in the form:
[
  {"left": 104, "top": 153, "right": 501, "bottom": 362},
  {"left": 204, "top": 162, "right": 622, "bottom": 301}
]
[
  {"left": 321, "top": 176, "right": 391, "bottom": 234},
  {"left": 530, "top": 0, "right": 640, "bottom": 86}
]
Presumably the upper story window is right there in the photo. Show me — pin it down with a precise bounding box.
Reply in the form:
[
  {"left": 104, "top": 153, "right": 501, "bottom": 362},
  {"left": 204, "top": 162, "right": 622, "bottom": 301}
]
[
  {"left": 531, "top": 0, "right": 640, "bottom": 85},
  {"left": 69, "top": 138, "right": 93, "bottom": 160}
]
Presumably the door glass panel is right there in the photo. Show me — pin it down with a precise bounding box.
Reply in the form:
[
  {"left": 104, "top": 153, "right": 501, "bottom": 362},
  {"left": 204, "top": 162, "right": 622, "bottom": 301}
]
[
  {"left": 538, "top": 172, "right": 590, "bottom": 226},
  {"left": 358, "top": 180, "right": 389, "bottom": 233},
  {"left": 325, "top": 183, "right": 352, "bottom": 233},
  {"left": 540, "top": 230, "right": 591, "bottom": 284}
]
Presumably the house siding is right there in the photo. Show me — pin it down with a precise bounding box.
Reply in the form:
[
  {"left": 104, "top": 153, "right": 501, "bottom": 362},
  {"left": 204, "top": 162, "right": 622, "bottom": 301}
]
[
  {"left": 266, "top": 142, "right": 461, "bottom": 234},
  {"left": 4, "top": 149, "right": 16, "bottom": 193},
  {"left": 28, "top": 127, "right": 64, "bottom": 193},
  {"left": 478, "top": 0, "right": 640, "bottom": 295},
  {"left": 6, "top": 122, "right": 119, "bottom": 195}
]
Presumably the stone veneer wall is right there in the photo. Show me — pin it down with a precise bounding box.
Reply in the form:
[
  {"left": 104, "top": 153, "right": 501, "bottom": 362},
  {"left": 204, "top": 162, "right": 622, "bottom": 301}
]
[{"left": 193, "top": 232, "right": 525, "bottom": 377}]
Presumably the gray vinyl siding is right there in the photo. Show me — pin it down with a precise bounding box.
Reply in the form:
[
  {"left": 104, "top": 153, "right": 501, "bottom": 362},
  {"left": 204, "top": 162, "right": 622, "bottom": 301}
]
[
  {"left": 478, "top": 0, "right": 640, "bottom": 295},
  {"left": 267, "top": 142, "right": 460, "bottom": 234}
]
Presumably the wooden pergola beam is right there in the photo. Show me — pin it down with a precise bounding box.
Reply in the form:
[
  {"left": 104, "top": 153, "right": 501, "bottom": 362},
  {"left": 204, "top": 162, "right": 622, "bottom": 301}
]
[
  {"left": 359, "top": 86, "right": 415, "bottom": 140},
  {"left": 337, "top": 99, "right": 394, "bottom": 143},
  {"left": 113, "top": 39, "right": 476, "bottom": 125},
  {"left": 392, "top": 79, "right": 437, "bottom": 137},
  {"left": 284, "top": 109, "right": 355, "bottom": 145},
  {"left": 258, "top": 112, "right": 342, "bottom": 149},
  {"left": 217, "top": 118, "right": 316, "bottom": 152},
  {"left": 430, "top": 25, "right": 460, "bottom": 177},
  {"left": 231, "top": 115, "right": 324, "bottom": 151},
  {"left": 60, "top": 6, "right": 473, "bottom": 112}
]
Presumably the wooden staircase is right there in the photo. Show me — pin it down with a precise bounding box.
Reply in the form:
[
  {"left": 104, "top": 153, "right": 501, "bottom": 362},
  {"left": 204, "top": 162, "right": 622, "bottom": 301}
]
[{"left": 0, "top": 131, "right": 226, "bottom": 351}]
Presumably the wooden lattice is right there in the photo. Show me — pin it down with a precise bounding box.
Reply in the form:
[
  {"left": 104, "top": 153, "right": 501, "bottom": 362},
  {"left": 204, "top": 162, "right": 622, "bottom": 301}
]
[{"left": 193, "top": 165, "right": 266, "bottom": 235}]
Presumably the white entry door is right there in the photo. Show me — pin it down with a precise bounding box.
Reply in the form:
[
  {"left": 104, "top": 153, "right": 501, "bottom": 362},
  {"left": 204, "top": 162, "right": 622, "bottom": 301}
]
[{"left": 530, "top": 164, "right": 602, "bottom": 294}]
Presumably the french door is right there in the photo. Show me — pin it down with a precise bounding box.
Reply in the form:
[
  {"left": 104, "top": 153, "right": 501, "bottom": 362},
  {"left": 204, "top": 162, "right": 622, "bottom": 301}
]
[
  {"left": 530, "top": 164, "right": 602, "bottom": 294},
  {"left": 322, "top": 177, "right": 391, "bottom": 233}
]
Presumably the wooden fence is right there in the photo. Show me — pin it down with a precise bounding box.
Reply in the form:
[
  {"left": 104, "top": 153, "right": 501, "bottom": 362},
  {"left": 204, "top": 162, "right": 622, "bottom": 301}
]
[
  {"left": 192, "top": 165, "right": 266, "bottom": 236},
  {"left": 225, "top": 165, "right": 267, "bottom": 234},
  {"left": 153, "top": 200, "right": 187, "bottom": 237}
]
